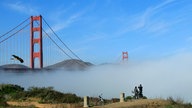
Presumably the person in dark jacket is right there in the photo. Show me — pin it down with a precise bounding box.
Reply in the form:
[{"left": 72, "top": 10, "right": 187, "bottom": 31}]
[{"left": 138, "top": 84, "right": 143, "bottom": 98}]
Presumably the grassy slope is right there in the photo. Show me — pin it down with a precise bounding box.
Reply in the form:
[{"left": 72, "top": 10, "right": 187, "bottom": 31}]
[
  {"left": 1, "top": 84, "right": 192, "bottom": 108},
  {"left": 95, "top": 99, "right": 192, "bottom": 108}
]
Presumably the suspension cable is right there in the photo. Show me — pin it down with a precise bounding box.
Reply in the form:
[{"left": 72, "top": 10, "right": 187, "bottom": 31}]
[
  {"left": 0, "top": 23, "right": 31, "bottom": 45},
  {"left": 41, "top": 28, "right": 74, "bottom": 59},
  {"left": 41, "top": 25, "right": 86, "bottom": 67},
  {"left": 34, "top": 20, "right": 74, "bottom": 59},
  {"left": 0, "top": 17, "right": 30, "bottom": 39},
  {"left": 42, "top": 17, "right": 83, "bottom": 61},
  {"left": 35, "top": 20, "right": 86, "bottom": 67}
]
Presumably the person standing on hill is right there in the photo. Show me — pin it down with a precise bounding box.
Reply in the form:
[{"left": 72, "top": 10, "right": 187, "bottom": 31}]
[
  {"left": 134, "top": 86, "right": 139, "bottom": 99},
  {"left": 138, "top": 84, "right": 143, "bottom": 98}
]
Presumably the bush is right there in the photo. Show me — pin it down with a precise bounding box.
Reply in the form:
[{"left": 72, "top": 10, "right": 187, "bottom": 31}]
[
  {"left": 0, "top": 84, "right": 24, "bottom": 95},
  {"left": 125, "top": 96, "right": 133, "bottom": 101},
  {"left": 26, "top": 87, "right": 82, "bottom": 103},
  {"left": 0, "top": 95, "right": 8, "bottom": 107},
  {"left": 0, "top": 84, "right": 25, "bottom": 101},
  {"left": 11, "top": 91, "right": 27, "bottom": 101},
  {"left": 167, "top": 96, "right": 192, "bottom": 108},
  {"left": 142, "top": 96, "right": 147, "bottom": 99},
  {"left": 167, "top": 97, "right": 178, "bottom": 105},
  {"left": 0, "top": 84, "right": 82, "bottom": 104},
  {"left": 111, "top": 98, "right": 120, "bottom": 103}
]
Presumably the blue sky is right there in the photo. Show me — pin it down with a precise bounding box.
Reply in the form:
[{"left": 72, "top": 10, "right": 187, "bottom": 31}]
[
  {"left": 1, "top": 0, "right": 192, "bottom": 102},
  {"left": 1, "top": 0, "right": 192, "bottom": 64}
]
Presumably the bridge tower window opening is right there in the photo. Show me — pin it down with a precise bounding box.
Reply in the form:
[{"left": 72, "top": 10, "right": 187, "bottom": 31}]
[
  {"left": 34, "top": 43, "right": 40, "bottom": 52},
  {"left": 33, "top": 31, "right": 40, "bottom": 39},
  {"left": 34, "top": 57, "right": 40, "bottom": 68}
]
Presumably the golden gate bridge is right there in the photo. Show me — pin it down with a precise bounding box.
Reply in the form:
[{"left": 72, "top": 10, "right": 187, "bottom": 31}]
[{"left": 0, "top": 15, "right": 83, "bottom": 69}]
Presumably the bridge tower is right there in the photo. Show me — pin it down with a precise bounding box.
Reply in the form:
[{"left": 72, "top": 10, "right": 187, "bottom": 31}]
[
  {"left": 30, "top": 15, "right": 43, "bottom": 69},
  {"left": 122, "top": 51, "right": 128, "bottom": 61}
]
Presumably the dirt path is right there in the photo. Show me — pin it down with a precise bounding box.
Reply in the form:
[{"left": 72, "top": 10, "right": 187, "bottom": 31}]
[
  {"left": 7, "top": 99, "right": 170, "bottom": 108},
  {"left": 7, "top": 101, "right": 81, "bottom": 108},
  {"left": 94, "top": 99, "right": 170, "bottom": 108}
]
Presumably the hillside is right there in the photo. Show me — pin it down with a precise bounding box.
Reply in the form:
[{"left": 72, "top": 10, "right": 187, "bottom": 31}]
[
  {"left": 45, "top": 59, "right": 93, "bottom": 70},
  {"left": 0, "top": 64, "right": 29, "bottom": 70},
  {"left": 97, "top": 99, "right": 170, "bottom": 108},
  {"left": 1, "top": 84, "right": 191, "bottom": 108},
  {"left": 95, "top": 98, "right": 192, "bottom": 108},
  {"left": 4, "top": 98, "right": 192, "bottom": 108},
  {"left": 0, "top": 84, "right": 82, "bottom": 107},
  {"left": 0, "top": 59, "right": 93, "bottom": 70}
]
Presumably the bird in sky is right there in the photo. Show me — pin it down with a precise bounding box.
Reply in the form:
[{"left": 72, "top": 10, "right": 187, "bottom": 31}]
[{"left": 11, "top": 55, "right": 24, "bottom": 63}]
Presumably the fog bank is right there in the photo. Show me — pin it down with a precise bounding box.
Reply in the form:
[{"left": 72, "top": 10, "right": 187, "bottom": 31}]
[{"left": 0, "top": 52, "right": 192, "bottom": 102}]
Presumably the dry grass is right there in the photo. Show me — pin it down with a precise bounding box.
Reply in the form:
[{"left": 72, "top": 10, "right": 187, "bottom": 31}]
[
  {"left": 7, "top": 101, "right": 82, "bottom": 108},
  {"left": 94, "top": 99, "right": 170, "bottom": 108},
  {"left": 5, "top": 98, "right": 192, "bottom": 108}
]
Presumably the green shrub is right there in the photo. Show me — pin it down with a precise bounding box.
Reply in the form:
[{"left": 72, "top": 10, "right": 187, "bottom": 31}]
[
  {"left": 0, "top": 84, "right": 25, "bottom": 101},
  {"left": 11, "top": 91, "right": 27, "bottom": 101},
  {"left": 0, "top": 84, "right": 24, "bottom": 95},
  {"left": 142, "top": 96, "right": 147, "bottom": 99},
  {"left": 125, "top": 96, "right": 133, "bottom": 101},
  {"left": 0, "top": 95, "right": 5, "bottom": 102},
  {"left": 26, "top": 86, "right": 82, "bottom": 103},
  {"left": 0, "top": 84, "right": 82, "bottom": 104},
  {"left": 0, "top": 95, "right": 8, "bottom": 107}
]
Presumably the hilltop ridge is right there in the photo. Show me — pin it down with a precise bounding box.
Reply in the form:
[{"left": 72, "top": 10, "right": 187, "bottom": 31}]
[
  {"left": 0, "top": 59, "right": 93, "bottom": 71},
  {"left": 45, "top": 59, "right": 93, "bottom": 70}
]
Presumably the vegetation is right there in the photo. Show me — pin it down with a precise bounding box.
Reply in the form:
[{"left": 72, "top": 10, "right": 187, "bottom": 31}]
[
  {"left": 0, "top": 95, "right": 8, "bottom": 107},
  {"left": 166, "top": 97, "right": 192, "bottom": 108},
  {"left": 1, "top": 84, "right": 192, "bottom": 108},
  {"left": 25, "top": 87, "right": 82, "bottom": 103},
  {"left": 125, "top": 96, "right": 133, "bottom": 101},
  {"left": 0, "top": 84, "right": 24, "bottom": 95},
  {"left": 125, "top": 95, "right": 147, "bottom": 101},
  {"left": 0, "top": 84, "right": 82, "bottom": 105}
]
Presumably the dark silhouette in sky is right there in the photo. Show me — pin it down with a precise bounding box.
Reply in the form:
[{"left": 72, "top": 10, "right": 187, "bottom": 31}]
[
  {"left": 12, "top": 55, "right": 24, "bottom": 63},
  {"left": 138, "top": 84, "right": 143, "bottom": 98}
]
